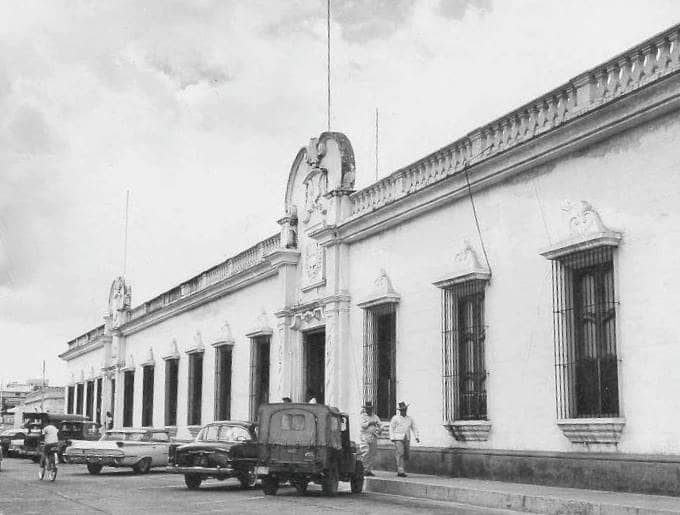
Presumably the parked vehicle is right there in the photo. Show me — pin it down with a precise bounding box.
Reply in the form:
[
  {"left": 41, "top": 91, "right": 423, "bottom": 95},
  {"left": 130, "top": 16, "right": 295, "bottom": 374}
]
[
  {"left": 64, "top": 428, "right": 171, "bottom": 474},
  {"left": 255, "top": 403, "right": 364, "bottom": 496},
  {"left": 0, "top": 429, "right": 27, "bottom": 457},
  {"left": 167, "top": 420, "right": 258, "bottom": 490},
  {"left": 20, "top": 413, "right": 98, "bottom": 462}
]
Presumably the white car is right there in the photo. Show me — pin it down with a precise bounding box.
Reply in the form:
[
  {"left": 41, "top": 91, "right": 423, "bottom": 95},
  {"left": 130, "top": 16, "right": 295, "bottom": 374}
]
[{"left": 64, "top": 428, "right": 171, "bottom": 474}]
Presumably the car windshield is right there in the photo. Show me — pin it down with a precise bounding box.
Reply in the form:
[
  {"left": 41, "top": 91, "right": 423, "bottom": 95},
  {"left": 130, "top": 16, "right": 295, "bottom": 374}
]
[
  {"left": 101, "top": 432, "right": 147, "bottom": 441},
  {"left": 198, "top": 425, "right": 251, "bottom": 443}
]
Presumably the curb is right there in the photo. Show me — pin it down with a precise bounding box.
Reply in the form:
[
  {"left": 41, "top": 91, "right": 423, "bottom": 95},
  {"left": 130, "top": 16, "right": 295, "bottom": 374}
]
[{"left": 364, "top": 477, "right": 680, "bottom": 515}]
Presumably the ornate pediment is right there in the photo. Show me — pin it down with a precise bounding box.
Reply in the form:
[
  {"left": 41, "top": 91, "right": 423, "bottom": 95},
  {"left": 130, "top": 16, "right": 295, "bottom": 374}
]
[
  {"left": 186, "top": 330, "right": 205, "bottom": 354},
  {"left": 162, "top": 339, "right": 180, "bottom": 360},
  {"left": 212, "top": 321, "right": 235, "bottom": 347},
  {"left": 122, "top": 354, "right": 135, "bottom": 371},
  {"left": 290, "top": 306, "right": 325, "bottom": 331},
  {"left": 357, "top": 269, "right": 401, "bottom": 309},
  {"left": 541, "top": 200, "right": 622, "bottom": 260},
  {"left": 141, "top": 347, "right": 155, "bottom": 366},
  {"left": 433, "top": 241, "right": 491, "bottom": 289},
  {"left": 245, "top": 309, "right": 273, "bottom": 338}
]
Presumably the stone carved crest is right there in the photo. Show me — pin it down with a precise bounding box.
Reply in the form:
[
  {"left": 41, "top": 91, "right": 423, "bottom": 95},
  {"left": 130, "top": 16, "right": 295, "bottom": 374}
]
[
  {"left": 305, "top": 137, "right": 326, "bottom": 167},
  {"left": 303, "top": 242, "right": 324, "bottom": 285},
  {"left": 108, "top": 276, "right": 131, "bottom": 327},
  {"left": 433, "top": 241, "right": 490, "bottom": 288},
  {"left": 290, "top": 307, "right": 325, "bottom": 330},
  {"left": 302, "top": 168, "right": 328, "bottom": 225},
  {"left": 561, "top": 200, "right": 610, "bottom": 237}
]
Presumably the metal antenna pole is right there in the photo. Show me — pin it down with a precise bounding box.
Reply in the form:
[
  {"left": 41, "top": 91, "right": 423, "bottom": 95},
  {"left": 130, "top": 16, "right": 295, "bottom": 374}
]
[
  {"left": 327, "top": 0, "right": 331, "bottom": 132},
  {"left": 123, "top": 190, "right": 130, "bottom": 278},
  {"left": 375, "top": 108, "right": 379, "bottom": 181},
  {"left": 41, "top": 361, "right": 45, "bottom": 412}
]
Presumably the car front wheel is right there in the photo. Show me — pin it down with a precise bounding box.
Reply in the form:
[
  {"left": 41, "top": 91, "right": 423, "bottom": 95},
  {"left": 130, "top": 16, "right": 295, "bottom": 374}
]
[
  {"left": 133, "top": 458, "right": 151, "bottom": 474},
  {"left": 184, "top": 474, "right": 202, "bottom": 490},
  {"left": 87, "top": 463, "right": 103, "bottom": 475},
  {"left": 238, "top": 468, "right": 257, "bottom": 489},
  {"left": 261, "top": 475, "right": 278, "bottom": 495}
]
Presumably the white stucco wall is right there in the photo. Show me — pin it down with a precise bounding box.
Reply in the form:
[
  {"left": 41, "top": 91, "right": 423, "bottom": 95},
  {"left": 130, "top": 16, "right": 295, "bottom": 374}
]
[
  {"left": 120, "top": 274, "right": 279, "bottom": 431},
  {"left": 346, "top": 111, "right": 680, "bottom": 454}
]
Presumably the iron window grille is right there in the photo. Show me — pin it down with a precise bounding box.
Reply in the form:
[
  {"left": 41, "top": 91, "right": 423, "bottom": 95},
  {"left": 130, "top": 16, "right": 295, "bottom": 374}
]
[
  {"left": 362, "top": 303, "right": 397, "bottom": 421},
  {"left": 551, "top": 246, "right": 620, "bottom": 419},
  {"left": 249, "top": 336, "right": 270, "bottom": 421},
  {"left": 442, "top": 280, "right": 488, "bottom": 422}
]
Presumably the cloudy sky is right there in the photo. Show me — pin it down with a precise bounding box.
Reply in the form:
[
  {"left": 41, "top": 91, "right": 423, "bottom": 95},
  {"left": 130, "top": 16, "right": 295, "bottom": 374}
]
[{"left": 1, "top": 0, "right": 679, "bottom": 385}]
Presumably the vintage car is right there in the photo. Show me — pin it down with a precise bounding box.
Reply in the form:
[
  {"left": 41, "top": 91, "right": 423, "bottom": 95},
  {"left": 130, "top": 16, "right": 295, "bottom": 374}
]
[
  {"left": 0, "top": 429, "right": 27, "bottom": 457},
  {"left": 20, "top": 413, "right": 99, "bottom": 462},
  {"left": 255, "top": 403, "right": 364, "bottom": 496},
  {"left": 64, "top": 428, "right": 171, "bottom": 474},
  {"left": 167, "top": 421, "right": 258, "bottom": 490}
]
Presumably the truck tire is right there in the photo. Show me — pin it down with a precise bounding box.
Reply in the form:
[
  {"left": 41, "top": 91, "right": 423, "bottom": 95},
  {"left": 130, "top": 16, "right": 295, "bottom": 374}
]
[
  {"left": 87, "top": 463, "right": 103, "bottom": 475},
  {"left": 322, "top": 463, "right": 339, "bottom": 497},
  {"left": 238, "top": 467, "right": 257, "bottom": 489},
  {"left": 293, "top": 478, "right": 309, "bottom": 495},
  {"left": 262, "top": 476, "right": 278, "bottom": 495},
  {"left": 350, "top": 461, "right": 365, "bottom": 493},
  {"left": 184, "top": 474, "right": 202, "bottom": 489}
]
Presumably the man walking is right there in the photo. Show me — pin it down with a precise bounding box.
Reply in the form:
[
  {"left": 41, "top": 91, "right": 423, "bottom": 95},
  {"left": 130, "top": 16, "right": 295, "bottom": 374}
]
[
  {"left": 359, "top": 401, "right": 381, "bottom": 476},
  {"left": 389, "top": 401, "right": 420, "bottom": 477}
]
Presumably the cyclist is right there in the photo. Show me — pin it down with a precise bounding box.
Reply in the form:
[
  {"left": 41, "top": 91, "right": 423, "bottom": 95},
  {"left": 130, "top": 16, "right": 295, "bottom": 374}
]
[{"left": 41, "top": 421, "right": 60, "bottom": 468}]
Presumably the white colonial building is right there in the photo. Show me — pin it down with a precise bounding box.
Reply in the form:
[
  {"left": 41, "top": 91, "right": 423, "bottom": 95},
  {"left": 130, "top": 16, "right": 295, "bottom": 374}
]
[{"left": 60, "top": 24, "right": 680, "bottom": 494}]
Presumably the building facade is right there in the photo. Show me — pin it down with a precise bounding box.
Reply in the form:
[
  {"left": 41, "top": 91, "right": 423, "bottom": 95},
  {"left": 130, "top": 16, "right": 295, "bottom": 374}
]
[{"left": 60, "top": 25, "right": 680, "bottom": 494}]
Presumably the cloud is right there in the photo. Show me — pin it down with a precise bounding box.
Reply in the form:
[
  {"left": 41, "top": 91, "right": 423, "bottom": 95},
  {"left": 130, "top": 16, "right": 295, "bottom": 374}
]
[{"left": 437, "top": 0, "right": 493, "bottom": 20}]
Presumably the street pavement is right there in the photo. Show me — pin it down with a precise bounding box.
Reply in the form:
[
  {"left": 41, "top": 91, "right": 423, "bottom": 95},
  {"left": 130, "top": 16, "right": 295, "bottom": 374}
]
[{"left": 0, "top": 457, "right": 521, "bottom": 515}]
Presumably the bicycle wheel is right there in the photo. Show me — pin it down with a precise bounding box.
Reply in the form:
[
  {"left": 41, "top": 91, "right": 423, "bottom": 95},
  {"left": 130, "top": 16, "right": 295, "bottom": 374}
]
[
  {"left": 38, "top": 457, "right": 46, "bottom": 481},
  {"left": 48, "top": 453, "right": 58, "bottom": 481}
]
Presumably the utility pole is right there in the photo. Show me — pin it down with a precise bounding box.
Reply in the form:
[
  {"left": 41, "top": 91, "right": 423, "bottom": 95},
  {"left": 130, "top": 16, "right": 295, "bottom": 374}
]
[
  {"left": 123, "top": 189, "right": 130, "bottom": 279},
  {"left": 375, "top": 108, "right": 379, "bottom": 181},
  {"left": 41, "top": 361, "right": 45, "bottom": 412}
]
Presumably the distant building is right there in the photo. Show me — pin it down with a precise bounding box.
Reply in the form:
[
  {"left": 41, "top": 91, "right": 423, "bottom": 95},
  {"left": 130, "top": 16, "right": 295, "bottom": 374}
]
[
  {"left": 11, "top": 386, "right": 65, "bottom": 428},
  {"left": 1, "top": 382, "right": 33, "bottom": 430},
  {"left": 60, "top": 24, "right": 680, "bottom": 495}
]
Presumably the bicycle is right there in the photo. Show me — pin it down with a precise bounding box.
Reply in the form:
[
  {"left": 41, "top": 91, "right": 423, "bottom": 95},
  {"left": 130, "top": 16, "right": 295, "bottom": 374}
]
[{"left": 38, "top": 444, "right": 58, "bottom": 481}]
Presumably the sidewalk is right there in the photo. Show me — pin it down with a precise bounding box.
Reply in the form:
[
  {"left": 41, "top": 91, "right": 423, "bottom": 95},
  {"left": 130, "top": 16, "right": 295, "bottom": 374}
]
[{"left": 364, "top": 472, "right": 680, "bottom": 514}]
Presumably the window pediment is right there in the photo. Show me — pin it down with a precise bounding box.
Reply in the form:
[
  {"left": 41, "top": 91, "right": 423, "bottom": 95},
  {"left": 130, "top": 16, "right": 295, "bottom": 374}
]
[
  {"left": 541, "top": 200, "right": 622, "bottom": 260},
  {"left": 357, "top": 269, "right": 400, "bottom": 309},
  {"left": 245, "top": 310, "right": 273, "bottom": 338},
  {"left": 212, "top": 321, "right": 235, "bottom": 347},
  {"left": 433, "top": 242, "right": 490, "bottom": 289},
  {"left": 162, "top": 339, "right": 180, "bottom": 361},
  {"left": 185, "top": 330, "right": 205, "bottom": 354}
]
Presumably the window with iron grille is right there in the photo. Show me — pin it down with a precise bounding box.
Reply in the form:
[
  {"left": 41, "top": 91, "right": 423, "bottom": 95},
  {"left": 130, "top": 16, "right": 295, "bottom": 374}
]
[
  {"left": 76, "top": 382, "right": 84, "bottom": 415},
  {"left": 214, "top": 345, "right": 233, "bottom": 421},
  {"left": 362, "top": 303, "right": 397, "bottom": 421},
  {"left": 551, "top": 246, "right": 619, "bottom": 419},
  {"left": 86, "top": 380, "right": 94, "bottom": 420},
  {"left": 67, "top": 386, "right": 74, "bottom": 414},
  {"left": 123, "top": 370, "right": 134, "bottom": 427},
  {"left": 442, "top": 280, "right": 487, "bottom": 422},
  {"left": 187, "top": 353, "right": 203, "bottom": 426},
  {"left": 142, "top": 365, "right": 154, "bottom": 427},
  {"left": 249, "top": 336, "right": 270, "bottom": 421},
  {"left": 164, "top": 358, "right": 179, "bottom": 426}
]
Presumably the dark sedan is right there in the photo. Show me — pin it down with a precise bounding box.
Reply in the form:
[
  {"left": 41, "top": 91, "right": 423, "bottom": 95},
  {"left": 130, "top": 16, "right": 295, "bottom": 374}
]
[{"left": 167, "top": 421, "right": 258, "bottom": 490}]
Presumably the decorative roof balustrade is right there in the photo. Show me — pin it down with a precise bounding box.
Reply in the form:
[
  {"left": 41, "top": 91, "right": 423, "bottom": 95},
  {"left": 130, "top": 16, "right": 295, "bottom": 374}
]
[
  {"left": 126, "top": 233, "right": 280, "bottom": 322},
  {"left": 67, "top": 324, "right": 105, "bottom": 349},
  {"left": 349, "top": 24, "right": 680, "bottom": 219}
]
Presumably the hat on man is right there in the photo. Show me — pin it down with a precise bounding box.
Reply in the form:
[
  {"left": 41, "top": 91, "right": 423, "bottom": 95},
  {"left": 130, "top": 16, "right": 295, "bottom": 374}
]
[
  {"left": 362, "top": 401, "right": 373, "bottom": 409},
  {"left": 397, "top": 401, "right": 409, "bottom": 410},
  {"left": 281, "top": 396, "right": 292, "bottom": 403}
]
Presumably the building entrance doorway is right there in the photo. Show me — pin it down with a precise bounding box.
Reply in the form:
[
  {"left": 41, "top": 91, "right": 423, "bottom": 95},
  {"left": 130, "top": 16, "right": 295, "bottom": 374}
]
[{"left": 303, "top": 330, "right": 325, "bottom": 404}]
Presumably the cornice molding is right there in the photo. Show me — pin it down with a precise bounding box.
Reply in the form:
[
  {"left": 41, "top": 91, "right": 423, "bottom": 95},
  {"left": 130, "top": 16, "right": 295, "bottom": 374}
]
[
  {"left": 120, "top": 263, "right": 277, "bottom": 336},
  {"left": 335, "top": 72, "right": 680, "bottom": 245},
  {"left": 58, "top": 338, "right": 106, "bottom": 362}
]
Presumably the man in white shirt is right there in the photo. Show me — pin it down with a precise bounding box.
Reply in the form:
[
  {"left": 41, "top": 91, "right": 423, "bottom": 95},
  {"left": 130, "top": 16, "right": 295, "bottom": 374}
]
[
  {"left": 389, "top": 401, "right": 420, "bottom": 477},
  {"left": 41, "top": 422, "right": 60, "bottom": 462}
]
